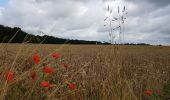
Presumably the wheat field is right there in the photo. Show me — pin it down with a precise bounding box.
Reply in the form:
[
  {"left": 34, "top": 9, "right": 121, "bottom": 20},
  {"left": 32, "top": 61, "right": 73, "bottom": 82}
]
[{"left": 0, "top": 44, "right": 170, "bottom": 100}]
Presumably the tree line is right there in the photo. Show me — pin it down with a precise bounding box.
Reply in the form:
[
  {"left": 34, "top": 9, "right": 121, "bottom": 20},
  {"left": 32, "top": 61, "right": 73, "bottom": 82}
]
[
  {"left": 0, "top": 25, "right": 109, "bottom": 44},
  {"left": 0, "top": 24, "right": 154, "bottom": 46}
]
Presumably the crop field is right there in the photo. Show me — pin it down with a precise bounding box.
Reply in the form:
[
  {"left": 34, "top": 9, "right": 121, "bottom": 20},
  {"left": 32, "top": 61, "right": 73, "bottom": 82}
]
[{"left": 0, "top": 44, "right": 170, "bottom": 100}]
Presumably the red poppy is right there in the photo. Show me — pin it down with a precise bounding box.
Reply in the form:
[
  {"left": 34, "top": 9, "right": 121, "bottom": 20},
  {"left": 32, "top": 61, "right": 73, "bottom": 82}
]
[
  {"left": 40, "top": 81, "right": 50, "bottom": 88},
  {"left": 44, "top": 66, "right": 53, "bottom": 74},
  {"left": 32, "top": 54, "right": 40, "bottom": 64},
  {"left": 156, "top": 91, "right": 161, "bottom": 95},
  {"left": 144, "top": 90, "right": 153, "bottom": 95},
  {"left": 31, "top": 72, "right": 36, "bottom": 79},
  {"left": 69, "top": 83, "right": 75, "bottom": 90},
  {"left": 64, "top": 64, "right": 69, "bottom": 68},
  {"left": 52, "top": 53, "right": 60, "bottom": 59},
  {"left": 4, "top": 71, "right": 14, "bottom": 82}
]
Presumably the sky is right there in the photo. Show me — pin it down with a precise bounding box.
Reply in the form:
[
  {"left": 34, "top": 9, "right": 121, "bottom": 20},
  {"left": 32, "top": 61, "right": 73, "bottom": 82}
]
[
  {"left": 0, "top": 0, "right": 8, "bottom": 6},
  {"left": 0, "top": 0, "right": 170, "bottom": 45}
]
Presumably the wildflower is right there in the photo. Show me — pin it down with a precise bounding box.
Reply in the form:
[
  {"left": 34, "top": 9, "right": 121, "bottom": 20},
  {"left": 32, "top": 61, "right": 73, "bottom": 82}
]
[
  {"left": 31, "top": 72, "right": 36, "bottom": 79},
  {"left": 44, "top": 66, "right": 53, "bottom": 74},
  {"left": 52, "top": 53, "right": 60, "bottom": 59},
  {"left": 40, "top": 81, "right": 50, "bottom": 88},
  {"left": 156, "top": 91, "right": 161, "bottom": 94},
  {"left": 4, "top": 71, "right": 14, "bottom": 82},
  {"left": 64, "top": 64, "right": 69, "bottom": 68},
  {"left": 32, "top": 54, "right": 40, "bottom": 64},
  {"left": 69, "top": 83, "right": 75, "bottom": 90},
  {"left": 144, "top": 90, "right": 153, "bottom": 96}
]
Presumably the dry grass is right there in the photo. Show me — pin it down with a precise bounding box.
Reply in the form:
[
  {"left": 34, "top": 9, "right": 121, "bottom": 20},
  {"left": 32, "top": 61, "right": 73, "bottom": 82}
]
[{"left": 0, "top": 44, "right": 170, "bottom": 100}]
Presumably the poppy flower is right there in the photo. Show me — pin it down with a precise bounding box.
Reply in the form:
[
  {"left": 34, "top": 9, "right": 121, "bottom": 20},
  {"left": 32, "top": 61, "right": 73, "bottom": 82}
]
[
  {"left": 44, "top": 66, "right": 53, "bottom": 74},
  {"left": 69, "top": 83, "right": 75, "bottom": 90},
  {"left": 40, "top": 81, "right": 50, "bottom": 88},
  {"left": 156, "top": 91, "right": 161, "bottom": 94},
  {"left": 4, "top": 71, "right": 14, "bottom": 82},
  {"left": 52, "top": 53, "right": 60, "bottom": 59},
  {"left": 32, "top": 54, "right": 40, "bottom": 64},
  {"left": 31, "top": 72, "right": 36, "bottom": 79},
  {"left": 64, "top": 64, "right": 69, "bottom": 68},
  {"left": 144, "top": 90, "right": 153, "bottom": 95}
]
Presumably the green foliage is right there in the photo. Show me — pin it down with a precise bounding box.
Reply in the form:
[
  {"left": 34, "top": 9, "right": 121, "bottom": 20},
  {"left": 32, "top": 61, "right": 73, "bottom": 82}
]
[
  {"left": 0, "top": 25, "right": 107, "bottom": 44},
  {"left": 163, "top": 83, "right": 170, "bottom": 99}
]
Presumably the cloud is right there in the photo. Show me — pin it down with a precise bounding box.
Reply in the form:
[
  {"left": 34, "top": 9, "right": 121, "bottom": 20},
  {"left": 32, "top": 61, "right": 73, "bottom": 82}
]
[
  {"left": 126, "top": 0, "right": 170, "bottom": 7},
  {"left": 0, "top": 0, "right": 169, "bottom": 45}
]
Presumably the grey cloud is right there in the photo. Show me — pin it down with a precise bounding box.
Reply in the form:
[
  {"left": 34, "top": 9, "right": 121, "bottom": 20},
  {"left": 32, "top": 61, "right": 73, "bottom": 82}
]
[
  {"left": 0, "top": 0, "right": 170, "bottom": 45},
  {"left": 126, "top": 0, "right": 170, "bottom": 7}
]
